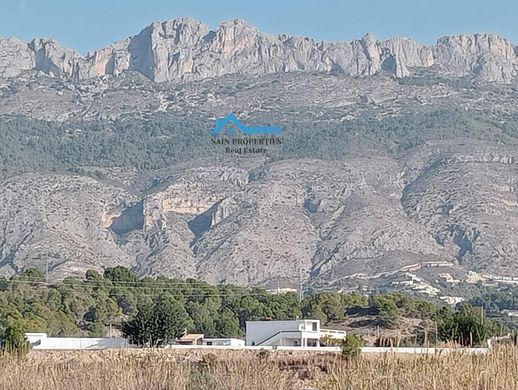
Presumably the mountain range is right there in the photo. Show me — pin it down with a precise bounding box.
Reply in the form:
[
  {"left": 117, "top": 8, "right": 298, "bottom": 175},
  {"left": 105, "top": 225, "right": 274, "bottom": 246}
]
[
  {"left": 1, "top": 19, "right": 518, "bottom": 300},
  {"left": 1, "top": 18, "right": 517, "bottom": 83}
]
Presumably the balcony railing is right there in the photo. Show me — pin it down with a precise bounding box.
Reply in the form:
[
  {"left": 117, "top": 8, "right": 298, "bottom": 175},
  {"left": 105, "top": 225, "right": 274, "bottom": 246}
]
[{"left": 320, "top": 329, "right": 346, "bottom": 339}]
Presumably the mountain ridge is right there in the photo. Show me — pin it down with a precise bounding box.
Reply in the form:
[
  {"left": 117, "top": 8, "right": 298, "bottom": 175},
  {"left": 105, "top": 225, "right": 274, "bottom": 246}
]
[{"left": 0, "top": 17, "right": 517, "bottom": 83}]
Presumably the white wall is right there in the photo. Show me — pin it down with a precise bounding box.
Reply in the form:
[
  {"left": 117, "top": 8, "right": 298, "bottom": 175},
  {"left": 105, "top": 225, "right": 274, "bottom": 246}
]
[
  {"left": 27, "top": 334, "right": 133, "bottom": 350},
  {"left": 26, "top": 333, "right": 48, "bottom": 344},
  {"left": 203, "top": 338, "right": 245, "bottom": 346}
]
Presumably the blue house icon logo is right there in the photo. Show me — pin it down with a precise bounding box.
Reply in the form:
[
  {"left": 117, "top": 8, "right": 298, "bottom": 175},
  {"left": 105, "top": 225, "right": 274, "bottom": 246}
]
[{"left": 211, "top": 113, "right": 283, "bottom": 136}]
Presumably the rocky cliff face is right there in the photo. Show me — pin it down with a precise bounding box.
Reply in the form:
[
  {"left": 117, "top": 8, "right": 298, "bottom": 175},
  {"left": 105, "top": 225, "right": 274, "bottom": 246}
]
[
  {"left": 434, "top": 34, "right": 517, "bottom": 82},
  {"left": 0, "top": 174, "right": 137, "bottom": 280},
  {"left": 1, "top": 140, "right": 518, "bottom": 290},
  {"left": 0, "top": 37, "right": 34, "bottom": 78},
  {"left": 0, "top": 18, "right": 517, "bottom": 82}
]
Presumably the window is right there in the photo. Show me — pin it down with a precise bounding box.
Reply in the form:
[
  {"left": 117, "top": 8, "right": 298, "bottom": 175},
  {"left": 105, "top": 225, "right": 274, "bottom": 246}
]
[{"left": 311, "top": 322, "right": 318, "bottom": 331}]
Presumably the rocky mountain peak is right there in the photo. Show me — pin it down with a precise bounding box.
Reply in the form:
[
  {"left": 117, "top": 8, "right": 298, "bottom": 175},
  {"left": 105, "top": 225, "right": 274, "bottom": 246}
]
[
  {"left": 436, "top": 33, "right": 515, "bottom": 57},
  {"left": 0, "top": 36, "right": 33, "bottom": 78},
  {"left": 219, "top": 18, "right": 256, "bottom": 29},
  {"left": 0, "top": 18, "right": 517, "bottom": 83},
  {"left": 434, "top": 33, "right": 517, "bottom": 82},
  {"left": 154, "top": 17, "right": 210, "bottom": 39},
  {"left": 361, "top": 32, "right": 377, "bottom": 45},
  {"left": 28, "top": 38, "right": 89, "bottom": 79}
]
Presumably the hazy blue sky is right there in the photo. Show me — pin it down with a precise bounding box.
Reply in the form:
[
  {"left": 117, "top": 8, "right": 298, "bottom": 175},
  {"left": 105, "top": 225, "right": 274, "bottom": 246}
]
[{"left": 1, "top": 0, "right": 517, "bottom": 54}]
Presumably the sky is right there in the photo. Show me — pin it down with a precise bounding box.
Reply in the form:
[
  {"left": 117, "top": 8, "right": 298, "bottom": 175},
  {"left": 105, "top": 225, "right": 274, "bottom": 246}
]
[{"left": 1, "top": 0, "right": 517, "bottom": 54}]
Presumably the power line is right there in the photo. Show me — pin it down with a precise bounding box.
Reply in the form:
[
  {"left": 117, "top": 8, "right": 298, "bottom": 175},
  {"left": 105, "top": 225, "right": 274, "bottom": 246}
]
[
  {"left": 45, "top": 259, "right": 49, "bottom": 285},
  {"left": 3, "top": 279, "right": 275, "bottom": 291},
  {"left": 6, "top": 276, "right": 270, "bottom": 288},
  {"left": 2, "top": 281, "right": 292, "bottom": 298},
  {"left": 6, "top": 290, "right": 281, "bottom": 299},
  {"left": 5, "top": 277, "right": 301, "bottom": 294}
]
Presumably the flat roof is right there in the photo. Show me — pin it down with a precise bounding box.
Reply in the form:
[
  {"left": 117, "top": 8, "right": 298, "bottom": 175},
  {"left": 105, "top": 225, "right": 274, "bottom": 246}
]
[
  {"left": 179, "top": 334, "right": 204, "bottom": 341},
  {"left": 203, "top": 338, "right": 244, "bottom": 341}
]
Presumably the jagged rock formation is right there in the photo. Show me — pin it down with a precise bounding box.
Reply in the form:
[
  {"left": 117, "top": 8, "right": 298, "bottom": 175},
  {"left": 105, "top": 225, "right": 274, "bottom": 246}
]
[
  {"left": 434, "top": 34, "right": 518, "bottom": 82},
  {"left": 0, "top": 18, "right": 517, "bottom": 83},
  {"left": 0, "top": 37, "right": 34, "bottom": 78}
]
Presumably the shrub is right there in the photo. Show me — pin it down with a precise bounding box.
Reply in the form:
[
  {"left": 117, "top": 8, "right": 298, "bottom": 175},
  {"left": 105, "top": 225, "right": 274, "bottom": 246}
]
[
  {"left": 341, "top": 333, "right": 364, "bottom": 359},
  {"left": 1, "top": 324, "right": 29, "bottom": 356}
]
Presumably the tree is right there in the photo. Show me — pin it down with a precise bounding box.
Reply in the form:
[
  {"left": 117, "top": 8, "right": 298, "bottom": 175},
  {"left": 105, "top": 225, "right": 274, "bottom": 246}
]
[
  {"left": 153, "top": 294, "right": 193, "bottom": 345},
  {"left": 215, "top": 308, "right": 243, "bottom": 338},
  {"left": 21, "top": 268, "right": 45, "bottom": 283},
  {"left": 85, "top": 270, "right": 103, "bottom": 282},
  {"left": 234, "top": 296, "right": 268, "bottom": 327},
  {"left": 1, "top": 324, "right": 29, "bottom": 356},
  {"left": 369, "top": 294, "right": 400, "bottom": 329},
  {"left": 187, "top": 301, "right": 216, "bottom": 337},
  {"left": 341, "top": 333, "right": 364, "bottom": 359},
  {"left": 122, "top": 294, "right": 193, "bottom": 347},
  {"left": 116, "top": 293, "right": 137, "bottom": 315},
  {"left": 436, "top": 304, "right": 499, "bottom": 346},
  {"left": 121, "top": 302, "right": 154, "bottom": 346},
  {"left": 377, "top": 304, "right": 400, "bottom": 329},
  {"left": 0, "top": 265, "right": 510, "bottom": 350},
  {"left": 305, "top": 292, "right": 347, "bottom": 324},
  {"left": 104, "top": 267, "right": 138, "bottom": 284}
]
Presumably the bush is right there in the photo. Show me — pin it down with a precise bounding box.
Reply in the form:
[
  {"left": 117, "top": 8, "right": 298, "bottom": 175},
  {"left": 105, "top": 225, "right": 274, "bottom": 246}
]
[
  {"left": 341, "top": 333, "right": 364, "bottom": 359},
  {"left": 436, "top": 304, "right": 497, "bottom": 346},
  {"left": 1, "top": 324, "right": 29, "bottom": 356}
]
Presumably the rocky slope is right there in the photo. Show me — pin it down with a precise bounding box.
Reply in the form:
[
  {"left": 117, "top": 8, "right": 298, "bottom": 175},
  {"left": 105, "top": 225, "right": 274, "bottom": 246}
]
[
  {"left": 2, "top": 70, "right": 518, "bottom": 123},
  {"left": 1, "top": 18, "right": 517, "bottom": 83},
  {"left": 1, "top": 139, "right": 517, "bottom": 294},
  {"left": 0, "top": 174, "right": 137, "bottom": 279}
]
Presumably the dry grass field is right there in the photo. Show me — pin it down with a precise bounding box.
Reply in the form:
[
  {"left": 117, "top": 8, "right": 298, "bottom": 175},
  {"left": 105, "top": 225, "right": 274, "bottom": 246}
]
[{"left": 0, "top": 347, "right": 518, "bottom": 390}]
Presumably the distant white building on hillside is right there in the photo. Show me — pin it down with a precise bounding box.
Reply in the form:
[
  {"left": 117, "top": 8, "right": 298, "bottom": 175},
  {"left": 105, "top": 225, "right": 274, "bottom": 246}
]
[{"left": 245, "top": 319, "right": 346, "bottom": 347}]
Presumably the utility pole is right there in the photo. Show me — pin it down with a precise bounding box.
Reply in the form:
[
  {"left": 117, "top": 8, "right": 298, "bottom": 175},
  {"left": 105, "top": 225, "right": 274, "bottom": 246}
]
[
  {"left": 45, "top": 258, "right": 49, "bottom": 284},
  {"left": 298, "top": 268, "right": 304, "bottom": 304},
  {"left": 424, "top": 322, "right": 429, "bottom": 348}
]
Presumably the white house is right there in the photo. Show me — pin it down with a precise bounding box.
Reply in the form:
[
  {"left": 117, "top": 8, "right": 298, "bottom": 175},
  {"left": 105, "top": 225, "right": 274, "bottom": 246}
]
[
  {"left": 246, "top": 319, "right": 345, "bottom": 347},
  {"left": 246, "top": 320, "right": 318, "bottom": 347}
]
